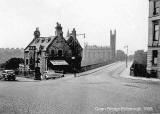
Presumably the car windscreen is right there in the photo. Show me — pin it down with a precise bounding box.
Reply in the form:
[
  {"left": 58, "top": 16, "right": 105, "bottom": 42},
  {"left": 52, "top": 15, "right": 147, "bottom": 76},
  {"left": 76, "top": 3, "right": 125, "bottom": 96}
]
[{"left": 7, "top": 71, "right": 14, "bottom": 74}]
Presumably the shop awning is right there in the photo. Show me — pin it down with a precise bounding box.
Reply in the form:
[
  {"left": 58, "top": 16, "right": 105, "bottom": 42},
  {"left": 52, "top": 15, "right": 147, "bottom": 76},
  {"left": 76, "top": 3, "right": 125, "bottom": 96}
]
[{"left": 50, "top": 60, "right": 69, "bottom": 65}]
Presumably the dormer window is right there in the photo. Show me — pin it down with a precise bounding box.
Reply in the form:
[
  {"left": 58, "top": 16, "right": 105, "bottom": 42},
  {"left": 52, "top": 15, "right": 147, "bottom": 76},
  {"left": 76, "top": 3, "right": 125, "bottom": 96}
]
[
  {"left": 41, "top": 38, "right": 45, "bottom": 43},
  {"left": 35, "top": 39, "right": 40, "bottom": 44},
  {"left": 47, "top": 38, "right": 51, "bottom": 43},
  {"left": 153, "top": 1, "right": 160, "bottom": 15}
]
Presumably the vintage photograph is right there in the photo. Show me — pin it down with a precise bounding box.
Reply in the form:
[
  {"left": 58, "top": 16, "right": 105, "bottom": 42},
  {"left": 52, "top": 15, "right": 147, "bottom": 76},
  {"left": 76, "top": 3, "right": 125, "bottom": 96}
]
[{"left": 0, "top": 0, "right": 160, "bottom": 113}]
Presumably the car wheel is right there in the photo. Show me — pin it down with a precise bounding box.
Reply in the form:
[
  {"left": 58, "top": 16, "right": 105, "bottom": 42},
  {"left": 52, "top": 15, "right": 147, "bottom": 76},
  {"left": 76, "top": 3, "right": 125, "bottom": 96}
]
[{"left": 12, "top": 77, "right": 15, "bottom": 81}]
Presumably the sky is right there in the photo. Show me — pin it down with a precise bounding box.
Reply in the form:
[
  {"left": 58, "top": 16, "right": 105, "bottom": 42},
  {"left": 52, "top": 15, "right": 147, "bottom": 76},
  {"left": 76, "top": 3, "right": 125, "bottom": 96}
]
[{"left": 0, "top": 0, "right": 148, "bottom": 54}]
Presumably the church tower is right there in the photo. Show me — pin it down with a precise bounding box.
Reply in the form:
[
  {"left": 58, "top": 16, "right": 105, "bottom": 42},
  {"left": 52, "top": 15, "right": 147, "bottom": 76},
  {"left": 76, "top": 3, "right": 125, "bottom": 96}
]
[{"left": 110, "top": 29, "right": 116, "bottom": 58}]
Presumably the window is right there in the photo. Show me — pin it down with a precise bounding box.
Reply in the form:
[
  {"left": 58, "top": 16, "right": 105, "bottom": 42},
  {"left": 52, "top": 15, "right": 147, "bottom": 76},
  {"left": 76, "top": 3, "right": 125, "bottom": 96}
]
[
  {"left": 153, "top": 21, "right": 159, "bottom": 41},
  {"left": 152, "top": 50, "right": 158, "bottom": 66},
  {"left": 41, "top": 38, "right": 45, "bottom": 43},
  {"left": 58, "top": 50, "right": 63, "bottom": 57},
  {"left": 35, "top": 39, "right": 40, "bottom": 44},
  {"left": 51, "top": 50, "right": 54, "bottom": 56},
  {"left": 26, "top": 59, "right": 28, "bottom": 65},
  {"left": 153, "top": 1, "right": 160, "bottom": 15},
  {"left": 47, "top": 38, "right": 51, "bottom": 43}
]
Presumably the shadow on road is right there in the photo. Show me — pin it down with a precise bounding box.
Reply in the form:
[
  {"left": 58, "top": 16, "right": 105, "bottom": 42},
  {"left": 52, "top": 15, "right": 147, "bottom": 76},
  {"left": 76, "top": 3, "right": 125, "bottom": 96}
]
[{"left": 0, "top": 78, "right": 40, "bottom": 82}]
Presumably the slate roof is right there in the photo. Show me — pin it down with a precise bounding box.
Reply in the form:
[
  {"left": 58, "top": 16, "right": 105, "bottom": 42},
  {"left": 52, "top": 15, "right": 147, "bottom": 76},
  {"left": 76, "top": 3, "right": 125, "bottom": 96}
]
[{"left": 24, "top": 36, "right": 55, "bottom": 51}]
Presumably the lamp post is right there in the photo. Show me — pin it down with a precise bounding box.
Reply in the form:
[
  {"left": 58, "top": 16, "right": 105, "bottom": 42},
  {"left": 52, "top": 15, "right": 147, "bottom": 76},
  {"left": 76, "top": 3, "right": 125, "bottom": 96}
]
[
  {"left": 71, "top": 56, "right": 76, "bottom": 77},
  {"left": 34, "top": 49, "right": 41, "bottom": 80},
  {"left": 124, "top": 45, "right": 128, "bottom": 68}
]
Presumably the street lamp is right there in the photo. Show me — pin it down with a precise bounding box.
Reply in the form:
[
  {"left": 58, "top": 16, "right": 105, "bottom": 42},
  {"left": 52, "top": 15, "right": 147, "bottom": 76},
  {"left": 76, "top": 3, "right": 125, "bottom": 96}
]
[
  {"left": 124, "top": 45, "right": 128, "bottom": 68},
  {"left": 71, "top": 56, "right": 76, "bottom": 77}
]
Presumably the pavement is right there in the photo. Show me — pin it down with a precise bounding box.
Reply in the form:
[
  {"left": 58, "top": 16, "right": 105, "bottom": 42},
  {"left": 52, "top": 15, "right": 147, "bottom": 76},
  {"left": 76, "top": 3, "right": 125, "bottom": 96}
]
[
  {"left": 120, "top": 61, "right": 160, "bottom": 82},
  {"left": 16, "top": 62, "right": 120, "bottom": 82}
]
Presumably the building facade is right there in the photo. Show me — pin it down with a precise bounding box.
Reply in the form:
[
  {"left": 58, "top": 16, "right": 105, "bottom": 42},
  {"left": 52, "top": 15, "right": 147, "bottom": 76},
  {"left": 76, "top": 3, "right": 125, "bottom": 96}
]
[
  {"left": 147, "top": 0, "right": 160, "bottom": 78},
  {"left": 81, "top": 45, "right": 112, "bottom": 66},
  {"left": 81, "top": 29, "right": 116, "bottom": 66},
  {"left": 24, "top": 23, "right": 81, "bottom": 73}
]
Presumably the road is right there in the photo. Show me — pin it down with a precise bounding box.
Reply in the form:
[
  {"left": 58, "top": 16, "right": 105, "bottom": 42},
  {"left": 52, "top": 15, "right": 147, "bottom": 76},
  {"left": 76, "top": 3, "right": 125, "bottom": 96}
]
[{"left": 0, "top": 62, "right": 160, "bottom": 114}]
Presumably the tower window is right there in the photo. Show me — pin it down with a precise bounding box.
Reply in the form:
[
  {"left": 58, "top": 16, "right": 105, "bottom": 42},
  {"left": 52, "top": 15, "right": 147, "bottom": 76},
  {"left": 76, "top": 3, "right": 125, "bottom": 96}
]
[
  {"left": 152, "top": 50, "right": 158, "bottom": 66},
  {"left": 153, "top": 21, "right": 159, "bottom": 41}
]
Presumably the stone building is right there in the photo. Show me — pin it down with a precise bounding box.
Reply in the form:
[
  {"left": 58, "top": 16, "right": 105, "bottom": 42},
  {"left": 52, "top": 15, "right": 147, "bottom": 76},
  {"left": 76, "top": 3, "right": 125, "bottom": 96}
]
[
  {"left": 147, "top": 0, "right": 160, "bottom": 78},
  {"left": 81, "top": 45, "right": 112, "bottom": 66},
  {"left": 24, "top": 23, "right": 82, "bottom": 73},
  {"left": 116, "top": 50, "right": 125, "bottom": 61},
  {"left": 81, "top": 29, "right": 116, "bottom": 66},
  {"left": 24, "top": 23, "right": 116, "bottom": 73}
]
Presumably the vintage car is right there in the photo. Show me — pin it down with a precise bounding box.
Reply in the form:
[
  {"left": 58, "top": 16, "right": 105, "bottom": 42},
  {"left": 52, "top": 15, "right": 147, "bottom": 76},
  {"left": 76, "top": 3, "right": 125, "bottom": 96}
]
[
  {"left": 2, "top": 70, "right": 16, "bottom": 81},
  {"left": 42, "top": 70, "right": 64, "bottom": 80}
]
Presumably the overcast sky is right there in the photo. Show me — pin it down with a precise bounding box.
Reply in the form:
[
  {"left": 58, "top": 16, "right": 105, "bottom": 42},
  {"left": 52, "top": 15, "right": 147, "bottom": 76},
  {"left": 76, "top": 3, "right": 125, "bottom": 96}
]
[{"left": 0, "top": 0, "right": 148, "bottom": 54}]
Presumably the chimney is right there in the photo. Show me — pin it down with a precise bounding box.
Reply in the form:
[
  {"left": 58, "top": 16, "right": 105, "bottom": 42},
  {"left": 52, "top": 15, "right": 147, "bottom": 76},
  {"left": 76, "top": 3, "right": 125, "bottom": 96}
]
[
  {"left": 34, "top": 27, "right": 40, "bottom": 38},
  {"left": 72, "top": 28, "right": 76, "bottom": 39},
  {"left": 66, "top": 29, "right": 70, "bottom": 37},
  {"left": 55, "top": 22, "right": 63, "bottom": 37},
  {"left": 114, "top": 30, "right": 116, "bottom": 37}
]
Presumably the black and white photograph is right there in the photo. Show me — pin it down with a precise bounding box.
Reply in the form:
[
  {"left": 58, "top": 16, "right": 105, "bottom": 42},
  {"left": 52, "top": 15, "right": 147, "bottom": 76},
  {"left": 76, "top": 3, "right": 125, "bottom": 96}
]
[{"left": 0, "top": 0, "right": 160, "bottom": 113}]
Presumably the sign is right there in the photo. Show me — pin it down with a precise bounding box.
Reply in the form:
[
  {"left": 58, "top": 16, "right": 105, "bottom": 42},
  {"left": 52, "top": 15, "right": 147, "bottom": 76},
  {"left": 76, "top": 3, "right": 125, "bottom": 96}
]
[
  {"left": 50, "top": 60, "right": 68, "bottom": 65},
  {"left": 152, "top": 41, "right": 159, "bottom": 47}
]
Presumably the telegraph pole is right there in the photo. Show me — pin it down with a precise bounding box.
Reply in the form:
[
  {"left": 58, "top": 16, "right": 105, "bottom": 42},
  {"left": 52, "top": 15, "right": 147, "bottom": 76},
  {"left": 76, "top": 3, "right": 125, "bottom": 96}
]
[
  {"left": 72, "top": 33, "right": 85, "bottom": 77},
  {"left": 124, "top": 45, "right": 128, "bottom": 68},
  {"left": 76, "top": 33, "right": 86, "bottom": 59},
  {"left": 76, "top": 33, "right": 86, "bottom": 47}
]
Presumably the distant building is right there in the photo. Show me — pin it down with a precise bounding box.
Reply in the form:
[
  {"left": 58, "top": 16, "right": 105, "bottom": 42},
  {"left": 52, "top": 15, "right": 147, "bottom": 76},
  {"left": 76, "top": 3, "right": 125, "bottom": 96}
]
[
  {"left": 147, "top": 0, "right": 160, "bottom": 78},
  {"left": 81, "top": 45, "right": 112, "bottom": 66},
  {"left": 81, "top": 29, "right": 116, "bottom": 66},
  {"left": 116, "top": 50, "right": 125, "bottom": 61}
]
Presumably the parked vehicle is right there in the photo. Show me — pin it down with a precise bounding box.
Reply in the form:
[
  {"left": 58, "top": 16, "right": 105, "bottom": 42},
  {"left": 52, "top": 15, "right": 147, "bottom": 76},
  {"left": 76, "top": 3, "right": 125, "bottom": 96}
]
[
  {"left": 130, "top": 61, "right": 147, "bottom": 77},
  {"left": 2, "top": 70, "right": 16, "bottom": 81},
  {"left": 42, "top": 70, "right": 64, "bottom": 80}
]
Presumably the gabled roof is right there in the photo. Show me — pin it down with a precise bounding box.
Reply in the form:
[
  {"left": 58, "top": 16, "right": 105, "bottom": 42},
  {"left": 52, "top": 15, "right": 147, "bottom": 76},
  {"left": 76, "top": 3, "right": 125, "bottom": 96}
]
[
  {"left": 67, "top": 35, "right": 82, "bottom": 49},
  {"left": 24, "top": 36, "right": 55, "bottom": 51},
  {"left": 46, "top": 36, "right": 69, "bottom": 50}
]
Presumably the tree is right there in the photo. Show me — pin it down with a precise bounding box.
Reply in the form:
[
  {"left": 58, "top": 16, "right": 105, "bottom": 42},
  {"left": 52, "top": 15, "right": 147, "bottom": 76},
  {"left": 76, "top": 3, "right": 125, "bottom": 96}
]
[{"left": 3, "top": 58, "right": 24, "bottom": 70}]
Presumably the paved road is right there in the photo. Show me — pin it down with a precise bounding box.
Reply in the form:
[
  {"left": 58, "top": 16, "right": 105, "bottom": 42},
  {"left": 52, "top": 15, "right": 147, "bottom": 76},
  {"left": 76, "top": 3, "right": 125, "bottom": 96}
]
[{"left": 0, "top": 62, "right": 160, "bottom": 114}]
